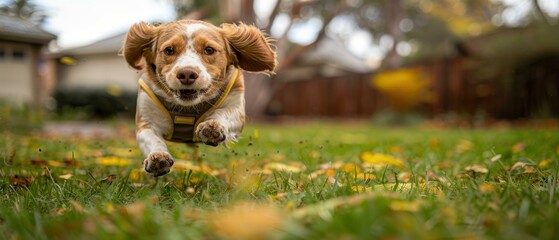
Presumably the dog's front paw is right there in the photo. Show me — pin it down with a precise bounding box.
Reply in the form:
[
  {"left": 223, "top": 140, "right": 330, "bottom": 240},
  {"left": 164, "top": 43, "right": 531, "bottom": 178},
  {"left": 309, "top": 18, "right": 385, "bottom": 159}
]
[
  {"left": 196, "top": 120, "right": 226, "bottom": 146},
  {"left": 144, "top": 151, "right": 174, "bottom": 177}
]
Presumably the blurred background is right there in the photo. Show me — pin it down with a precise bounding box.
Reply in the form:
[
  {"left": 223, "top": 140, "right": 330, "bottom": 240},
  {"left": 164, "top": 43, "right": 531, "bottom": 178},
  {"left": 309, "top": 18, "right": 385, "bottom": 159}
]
[{"left": 0, "top": 0, "right": 558, "bottom": 127}]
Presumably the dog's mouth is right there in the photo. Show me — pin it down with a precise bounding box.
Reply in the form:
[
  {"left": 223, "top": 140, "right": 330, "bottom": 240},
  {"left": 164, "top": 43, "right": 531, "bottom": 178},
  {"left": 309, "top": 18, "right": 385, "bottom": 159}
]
[{"left": 174, "top": 88, "right": 208, "bottom": 101}]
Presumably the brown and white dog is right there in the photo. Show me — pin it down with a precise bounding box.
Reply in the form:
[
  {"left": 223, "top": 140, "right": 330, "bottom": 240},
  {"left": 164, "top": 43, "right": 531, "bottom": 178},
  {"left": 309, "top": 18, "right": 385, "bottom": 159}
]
[{"left": 122, "top": 20, "right": 276, "bottom": 177}]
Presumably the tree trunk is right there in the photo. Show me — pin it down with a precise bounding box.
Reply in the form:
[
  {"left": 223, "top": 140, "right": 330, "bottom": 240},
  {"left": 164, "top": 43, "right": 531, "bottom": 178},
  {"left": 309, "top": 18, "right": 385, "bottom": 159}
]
[{"left": 383, "top": 0, "right": 404, "bottom": 68}]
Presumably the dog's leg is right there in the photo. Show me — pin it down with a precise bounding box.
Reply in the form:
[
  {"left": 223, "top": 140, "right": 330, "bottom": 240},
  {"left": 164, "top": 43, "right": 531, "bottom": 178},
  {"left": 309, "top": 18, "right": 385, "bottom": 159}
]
[
  {"left": 137, "top": 128, "right": 174, "bottom": 177},
  {"left": 196, "top": 90, "right": 245, "bottom": 146}
]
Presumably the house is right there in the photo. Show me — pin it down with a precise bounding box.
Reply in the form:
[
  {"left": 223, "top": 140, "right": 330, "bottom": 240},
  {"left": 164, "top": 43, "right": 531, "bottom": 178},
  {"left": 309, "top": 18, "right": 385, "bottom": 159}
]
[
  {"left": 52, "top": 32, "right": 139, "bottom": 91},
  {"left": 0, "top": 14, "right": 56, "bottom": 108}
]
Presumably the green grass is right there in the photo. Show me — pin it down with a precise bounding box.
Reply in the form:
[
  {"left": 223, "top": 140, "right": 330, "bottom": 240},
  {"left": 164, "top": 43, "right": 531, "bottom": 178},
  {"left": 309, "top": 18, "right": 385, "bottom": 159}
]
[{"left": 1, "top": 121, "right": 558, "bottom": 239}]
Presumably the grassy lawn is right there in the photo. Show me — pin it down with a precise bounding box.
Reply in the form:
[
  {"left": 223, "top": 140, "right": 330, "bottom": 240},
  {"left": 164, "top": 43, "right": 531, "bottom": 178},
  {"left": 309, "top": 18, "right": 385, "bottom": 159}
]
[{"left": 1, "top": 119, "right": 558, "bottom": 239}]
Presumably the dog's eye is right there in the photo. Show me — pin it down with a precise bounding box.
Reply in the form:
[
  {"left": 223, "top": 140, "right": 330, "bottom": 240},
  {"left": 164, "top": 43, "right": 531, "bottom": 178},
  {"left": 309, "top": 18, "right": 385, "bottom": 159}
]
[
  {"left": 204, "top": 47, "right": 215, "bottom": 55},
  {"left": 164, "top": 47, "right": 174, "bottom": 55}
]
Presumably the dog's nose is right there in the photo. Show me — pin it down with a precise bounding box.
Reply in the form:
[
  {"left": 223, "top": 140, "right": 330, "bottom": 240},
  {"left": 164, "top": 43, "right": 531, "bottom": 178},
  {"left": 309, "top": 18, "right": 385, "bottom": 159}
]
[{"left": 176, "top": 67, "right": 199, "bottom": 85}]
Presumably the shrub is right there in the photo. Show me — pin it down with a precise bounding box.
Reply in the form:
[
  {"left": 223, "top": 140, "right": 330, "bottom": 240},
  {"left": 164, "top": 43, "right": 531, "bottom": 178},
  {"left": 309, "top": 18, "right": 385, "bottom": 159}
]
[{"left": 53, "top": 86, "right": 136, "bottom": 118}]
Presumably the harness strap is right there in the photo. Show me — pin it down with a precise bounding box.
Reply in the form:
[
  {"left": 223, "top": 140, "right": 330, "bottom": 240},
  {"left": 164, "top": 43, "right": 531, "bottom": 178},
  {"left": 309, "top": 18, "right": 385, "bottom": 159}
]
[
  {"left": 138, "top": 68, "right": 239, "bottom": 142},
  {"left": 193, "top": 68, "right": 239, "bottom": 142},
  {"left": 138, "top": 79, "right": 175, "bottom": 139}
]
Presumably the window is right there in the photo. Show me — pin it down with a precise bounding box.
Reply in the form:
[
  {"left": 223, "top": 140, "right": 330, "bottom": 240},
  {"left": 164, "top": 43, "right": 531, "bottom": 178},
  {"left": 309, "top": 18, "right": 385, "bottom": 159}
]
[{"left": 12, "top": 49, "right": 26, "bottom": 61}]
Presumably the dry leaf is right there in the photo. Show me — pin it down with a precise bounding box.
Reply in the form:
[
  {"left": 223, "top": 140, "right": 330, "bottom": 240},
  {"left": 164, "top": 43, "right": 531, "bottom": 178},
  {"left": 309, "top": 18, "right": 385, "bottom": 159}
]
[
  {"left": 58, "top": 174, "right": 73, "bottom": 180},
  {"left": 465, "top": 164, "right": 488, "bottom": 173},
  {"left": 390, "top": 200, "right": 421, "bottom": 212},
  {"left": 100, "top": 175, "right": 117, "bottom": 183},
  {"left": 30, "top": 159, "right": 47, "bottom": 166},
  {"left": 512, "top": 142, "right": 525, "bottom": 153},
  {"left": 479, "top": 183, "right": 497, "bottom": 193},
  {"left": 9, "top": 175, "right": 33, "bottom": 187},
  {"left": 209, "top": 202, "right": 283, "bottom": 240},
  {"left": 264, "top": 162, "right": 303, "bottom": 173},
  {"left": 455, "top": 140, "right": 473, "bottom": 153},
  {"left": 360, "top": 152, "right": 406, "bottom": 169},
  {"left": 538, "top": 159, "right": 552, "bottom": 168},
  {"left": 96, "top": 157, "right": 132, "bottom": 166}
]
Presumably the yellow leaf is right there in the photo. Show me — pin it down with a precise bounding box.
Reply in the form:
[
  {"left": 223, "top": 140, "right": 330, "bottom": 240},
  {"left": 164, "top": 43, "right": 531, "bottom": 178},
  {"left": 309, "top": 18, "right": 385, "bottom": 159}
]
[
  {"left": 96, "top": 157, "right": 132, "bottom": 166},
  {"left": 455, "top": 140, "right": 473, "bottom": 153},
  {"left": 341, "top": 163, "right": 361, "bottom": 173},
  {"left": 389, "top": 146, "right": 403, "bottom": 154},
  {"left": 429, "top": 138, "right": 440, "bottom": 150},
  {"left": 58, "top": 174, "right": 73, "bottom": 180},
  {"left": 209, "top": 202, "right": 283, "bottom": 240},
  {"left": 360, "top": 152, "right": 406, "bottom": 169},
  {"left": 398, "top": 172, "right": 412, "bottom": 182},
  {"left": 389, "top": 200, "right": 421, "bottom": 212},
  {"left": 325, "top": 169, "right": 336, "bottom": 177},
  {"left": 264, "top": 162, "right": 303, "bottom": 173},
  {"left": 128, "top": 168, "right": 144, "bottom": 182},
  {"left": 172, "top": 160, "right": 201, "bottom": 172},
  {"left": 479, "top": 183, "right": 497, "bottom": 193},
  {"left": 47, "top": 160, "right": 64, "bottom": 167},
  {"left": 355, "top": 172, "right": 376, "bottom": 181},
  {"left": 538, "top": 159, "right": 552, "bottom": 168},
  {"left": 253, "top": 129, "right": 259, "bottom": 140},
  {"left": 108, "top": 147, "right": 137, "bottom": 157}
]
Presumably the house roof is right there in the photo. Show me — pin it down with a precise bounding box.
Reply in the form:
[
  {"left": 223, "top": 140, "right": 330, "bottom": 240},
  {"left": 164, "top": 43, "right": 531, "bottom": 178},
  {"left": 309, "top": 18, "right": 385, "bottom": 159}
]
[
  {"left": 58, "top": 32, "right": 125, "bottom": 56},
  {"left": 0, "top": 14, "right": 56, "bottom": 44}
]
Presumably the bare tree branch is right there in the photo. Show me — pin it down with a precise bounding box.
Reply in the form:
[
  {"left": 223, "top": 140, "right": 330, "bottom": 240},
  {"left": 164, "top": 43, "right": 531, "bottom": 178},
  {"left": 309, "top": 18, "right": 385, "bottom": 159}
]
[{"left": 532, "top": 0, "right": 551, "bottom": 25}]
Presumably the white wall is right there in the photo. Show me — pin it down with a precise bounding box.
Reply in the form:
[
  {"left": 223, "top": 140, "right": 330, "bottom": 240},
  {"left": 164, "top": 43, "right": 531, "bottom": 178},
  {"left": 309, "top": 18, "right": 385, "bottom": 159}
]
[
  {"left": 58, "top": 53, "right": 140, "bottom": 91},
  {"left": 0, "top": 43, "right": 33, "bottom": 106}
]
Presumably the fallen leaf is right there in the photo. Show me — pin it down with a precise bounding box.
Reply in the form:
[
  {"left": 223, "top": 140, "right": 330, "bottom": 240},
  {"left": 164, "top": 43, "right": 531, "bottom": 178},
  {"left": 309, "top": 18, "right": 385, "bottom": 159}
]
[
  {"left": 63, "top": 158, "right": 80, "bottom": 167},
  {"left": 351, "top": 185, "right": 366, "bottom": 192},
  {"left": 479, "top": 183, "right": 497, "bottom": 193},
  {"left": 128, "top": 168, "right": 144, "bottom": 182},
  {"left": 9, "top": 175, "right": 33, "bottom": 187},
  {"left": 389, "top": 146, "right": 403, "bottom": 154},
  {"left": 120, "top": 202, "right": 146, "bottom": 224},
  {"left": 47, "top": 160, "right": 64, "bottom": 167},
  {"left": 429, "top": 138, "right": 440, "bottom": 150},
  {"left": 341, "top": 163, "right": 361, "bottom": 173},
  {"left": 264, "top": 162, "right": 303, "bottom": 173},
  {"left": 389, "top": 200, "right": 421, "bottom": 212},
  {"left": 100, "top": 175, "right": 117, "bottom": 183},
  {"left": 512, "top": 142, "right": 525, "bottom": 153},
  {"left": 511, "top": 162, "right": 535, "bottom": 174},
  {"left": 58, "top": 174, "right": 73, "bottom": 180},
  {"left": 465, "top": 164, "right": 488, "bottom": 173},
  {"left": 30, "top": 159, "right": 47, "bottom": 166},
  {"left": 172, "top": 160, "right": 201, "bottom": 172},
  {"left": 96, "top": 157, "right": 132, "bottom": 166},
  {"left": 360, "top": 152, "right": 406, "bottom": 169},
  {"left": 538, "top": 159, "right": 552, "bottom": 168},
  {"left": 209, "top": 202, "right": 283, "bottom": 240},
  {"left": 253, "top": 129, "right": 260, "bottom": 140},
  {"left": 490, "top": 154, "right": 502, "bottom": 162},
  {"left": 455, "top": 140, "right": 473, "bottom": 153}
]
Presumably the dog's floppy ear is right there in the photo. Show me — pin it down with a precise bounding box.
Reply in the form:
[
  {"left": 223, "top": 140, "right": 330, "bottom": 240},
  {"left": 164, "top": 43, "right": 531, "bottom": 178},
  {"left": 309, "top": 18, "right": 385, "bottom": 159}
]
[
  {"left": 221, "top": 23, "right": 277, "bottom": 73},
  {"left": 123, "top": 22, "right": 157, "bottom": 70}
]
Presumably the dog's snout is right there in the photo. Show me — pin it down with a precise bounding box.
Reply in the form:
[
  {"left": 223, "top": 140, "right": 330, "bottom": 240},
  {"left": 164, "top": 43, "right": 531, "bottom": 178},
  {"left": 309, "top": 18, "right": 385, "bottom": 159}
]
[{"left": 176, "top": 67, "right": 199, "bottom": 85}]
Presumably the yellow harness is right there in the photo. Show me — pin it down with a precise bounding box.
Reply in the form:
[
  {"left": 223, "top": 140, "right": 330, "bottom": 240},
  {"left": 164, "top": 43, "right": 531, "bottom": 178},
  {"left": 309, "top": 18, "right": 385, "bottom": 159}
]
[{"left": 138, "top": 69, "right": 239, "bottom": 143}]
